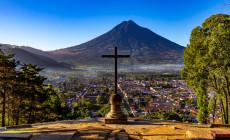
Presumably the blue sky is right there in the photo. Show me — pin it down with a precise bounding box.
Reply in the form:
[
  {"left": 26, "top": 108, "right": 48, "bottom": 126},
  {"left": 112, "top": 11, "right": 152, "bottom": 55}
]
[{"left": 0, "top": 0, "right": 230, "bottom": 51}]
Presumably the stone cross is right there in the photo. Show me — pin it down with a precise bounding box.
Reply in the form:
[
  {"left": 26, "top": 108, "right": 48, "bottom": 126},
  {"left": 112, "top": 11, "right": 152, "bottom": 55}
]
[
  {"left": 102, "top": 47, "right": 130, "bottom": 94},
  {"left": 102, "top": 47, "right": 130, "bottom": 124}
]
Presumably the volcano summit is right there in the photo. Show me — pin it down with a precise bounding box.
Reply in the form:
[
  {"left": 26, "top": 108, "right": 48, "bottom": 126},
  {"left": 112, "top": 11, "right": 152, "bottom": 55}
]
[{"left": 48, "top": 20, "right": 185, "bottom": 66}]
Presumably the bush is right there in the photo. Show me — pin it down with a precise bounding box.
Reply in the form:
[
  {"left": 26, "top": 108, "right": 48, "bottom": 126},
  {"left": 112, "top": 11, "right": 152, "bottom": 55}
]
[
  {"left": 98, "top": 105, "right": 111, "bottom": 116},
  {"left": 141, "top": 111, "right": 193, "bottom": 122}
]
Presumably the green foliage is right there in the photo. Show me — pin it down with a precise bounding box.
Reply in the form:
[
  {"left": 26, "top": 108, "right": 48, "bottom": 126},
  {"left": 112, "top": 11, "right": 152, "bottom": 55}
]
[
  {"left": 139, "top": 101, "right": 147, "bottom": 107},
  {"left": 77, "top": 83, "right": 84, "bottom": 91},
  {"left": 68, "top": 77, "right": 77, "bottom": 83},
  {"left": 186, "top": 98, "right": 195, "bottom": 104},
  {"left": 101, "top": 87, "right": 109, "bottom": 94},
  {"left": 98, "top": 105, "right": 111, "bottom": 116},
  {"left": 208, "top": 96, "right": 217, "bottom": 123},
  {"left": 181, "top": 13, "right": 230, "bottom": 124},
  {"left": 208, "top": 96, "right": 215, "bottom": 115},
  {"left": 76, "top": 98, "right": 94, "bottom": 110},
  {"left": 88, "top": 88, "right": 94, "bottom": 93},
  {"left": 168, "top": 92, "right": 174, "bottom": 95},
  {"left": 96, "top": 95, "right": 108, "bottom": 104},
  {"left": 72, "top": 106, "right": 91, "bottom": 119},
  {"left": 72, "top": 98, "right": 100, "bottom": 119},
  {"left": 42, "top": 84, "right": 63, "bottom": 121},
  {"left": 0, "top": 48, "right": 18, "bottom": 126},
  {"left": 140, "top": 111, "right": 192, "bottom": 122},
  {"left": 127, "top": 96, "right": 133, "bottom": 104},
  {"left": 0, "top": 47, "right": 71, "bottom": 126},
  {"left": 172, "top": 106, "right": 179, "bottom": 113},
  {"left": 180, "top": 102, "right": 185, "bottom": 109}
]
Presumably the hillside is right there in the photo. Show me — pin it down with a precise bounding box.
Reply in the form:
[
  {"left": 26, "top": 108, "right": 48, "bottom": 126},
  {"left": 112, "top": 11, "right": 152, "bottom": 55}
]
[
  {"left": 0, "top": 45, "right": 71, "bottom": 70},
  {"left": 49, "top": 20, "right": 185, "bottom": 66},
  {"left": 18, "top": 46, "right": 51, "bottom": 58}
]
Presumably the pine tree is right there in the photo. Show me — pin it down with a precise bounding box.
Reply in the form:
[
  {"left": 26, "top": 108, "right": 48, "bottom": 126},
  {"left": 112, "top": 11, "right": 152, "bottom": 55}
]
[
  {"left": 0, "top": 48, "right": 18, "bottom": 127},
  {"left": 20, "top": 63, "right": 46, "bottom": 124}
]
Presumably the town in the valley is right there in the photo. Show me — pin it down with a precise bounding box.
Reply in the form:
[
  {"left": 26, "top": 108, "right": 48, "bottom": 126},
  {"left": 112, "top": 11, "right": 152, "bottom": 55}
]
[{"left": 43, "top": 71, "right": 219, "bottom": 124}]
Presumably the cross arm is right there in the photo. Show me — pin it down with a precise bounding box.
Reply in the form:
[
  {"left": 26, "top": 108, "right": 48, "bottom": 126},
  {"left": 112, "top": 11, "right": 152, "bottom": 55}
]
[
  {"left": 117, "top": 55, "right": 130, "bottom": 58},
  {"left": 102, "top": 55, "right": 115, "bottom": 58},
  {"left": 101, "top": 55, "right": 130, "bottom": 58}
]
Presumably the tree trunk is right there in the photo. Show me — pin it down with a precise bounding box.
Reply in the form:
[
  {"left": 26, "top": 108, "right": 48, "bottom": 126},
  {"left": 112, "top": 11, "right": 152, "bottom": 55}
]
[
  {"left": 223, "top": 88, "right": 229, "bottom": 124},
  {"left": 8, "top": 105, "right": 9, "bottom": 126},
  {"left": 224, "top": 75, "right": 230, "bottom": 124},
  {"left": 27, "top": 100, "right": 33, "bottom": 124},
  {"left": 16, "top": 109, "right": 20, "bottom": 125},
  {"left": 7, "top": 93, "right": 10, "bottom": 126},
  {"left": 225, "top": 97, "right": 229, "bottom": 124},
  {"left": 2, "top": 93, "right": 5, "bottom": 127},
  {"left": 16, "top": 97, "right": 22, "bottom": 125},
  {"left": 220, "top": 99, "right": 227, "bottom": 124},
  {"left": 212, "top": 97, "right": 216, "bottom": 123},
  {"left": 212, "top": 75, "right": 218, "bottom": 123}
]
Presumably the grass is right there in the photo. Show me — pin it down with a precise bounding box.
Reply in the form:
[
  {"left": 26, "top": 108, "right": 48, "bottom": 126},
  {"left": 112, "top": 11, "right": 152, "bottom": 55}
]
[
  {"left": 162, "top": 73, "right": 171, "bottom": 75},
  {"left": 72, "top": 65, "right": 103, "bottom": 70},
  {"left": 0, "top": 128, "right": 41, "bottom": 133},
  {"left": 78, "top": 122, "right": 105, "bottom": 126}
]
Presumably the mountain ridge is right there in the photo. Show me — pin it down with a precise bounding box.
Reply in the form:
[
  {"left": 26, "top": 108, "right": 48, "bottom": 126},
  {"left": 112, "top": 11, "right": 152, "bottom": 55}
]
[{"left": 0, "top": 44, "right": 71, "bottom": 70}]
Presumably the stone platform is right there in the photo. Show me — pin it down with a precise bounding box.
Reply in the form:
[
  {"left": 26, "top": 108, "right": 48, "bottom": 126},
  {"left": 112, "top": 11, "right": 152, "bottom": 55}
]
[
  {"left": 2, "top": 118, "right": 222, "bottom": 140},
  {"left": 105, "top": 118, "right": 128, "bottom": 124},
  {"left": 210, "top": 130, "right": 230, "bottom": 139}
]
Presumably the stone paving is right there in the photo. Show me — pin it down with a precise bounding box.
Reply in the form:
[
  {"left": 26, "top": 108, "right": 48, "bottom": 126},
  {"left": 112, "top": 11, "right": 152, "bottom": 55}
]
[{"left": 1, "top": 118, "right": 224, "bottom": 140}]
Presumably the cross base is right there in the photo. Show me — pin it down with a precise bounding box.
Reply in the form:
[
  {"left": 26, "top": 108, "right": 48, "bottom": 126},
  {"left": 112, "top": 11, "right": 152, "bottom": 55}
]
[
  {"left": 104, "top": 94, "right": 128, "bottom": 124},
  {"left": 105, "top": 118, "right": 127, "bottom": 124}
]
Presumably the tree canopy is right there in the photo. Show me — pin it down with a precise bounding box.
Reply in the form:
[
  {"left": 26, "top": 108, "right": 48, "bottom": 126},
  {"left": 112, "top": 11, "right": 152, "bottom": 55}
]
[
  {"left": 182, "top": 13, "right": 230, "bottom": 124},
  {"left": 0, "top": 47, "right": 69, "bottom": 126}
]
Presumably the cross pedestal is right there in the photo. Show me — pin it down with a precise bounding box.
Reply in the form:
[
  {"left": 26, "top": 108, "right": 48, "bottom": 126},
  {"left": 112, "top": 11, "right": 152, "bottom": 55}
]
[
  {"left": 102, "top": 47, "right": 129, "bottom": 124},
  {"left": 104, "top": 94, "right": 127, "bottom": 124}
]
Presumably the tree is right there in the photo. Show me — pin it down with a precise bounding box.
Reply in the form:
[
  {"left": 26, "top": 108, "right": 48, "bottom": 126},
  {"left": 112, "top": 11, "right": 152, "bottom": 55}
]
[
  {"left": 180, "top": 102, "right": 185, "bottom": 109},
  {"left": 12, "top": 70, "right": 29, "bottom": 125},
  {"left": 172, "top": 106, "right": 179, "bottom": 113},
  {"left": 88, "top": 88, "right": 94, "bottom": 93},
  {"left": 20, "top": 63, "right": 47, "bottom": 124},
  {"left": 0, "top": 49, "right": 18, "bottom": 126},
  {"left": 98, "top": 105, "right": 110, "bottom": 116},
  {"left": 78, "top": 83, "right": 84, "bottom": 91},
  {"left": 85, "top": 109, "right": 92, "bottom": 117},
  {"left": 96, "top": 95, "right": 107, "bottom": 104},
  {"left": 41, "top": 84, "right": 64, "bottom": 121},
  {"left": 208, "top": 96, "right": 217, "bottom": 123},
  {"left": 69, "top": 77, "right": 76, "bottom": 83},
  {"left": 182, "top": 13, "right": 230, "bottom": 124},
  {"left": 62, "top": 82, "right": 67, "bottom": 93},
  {"left": 127, "top": 96, "right": 133, "bottom": 104},
  {"left": 61, "top": 105, "right": 71, "bottom": 119},
  {"left": 0, "top": 47, "right": 71, "bottom": 126},
  {"left": 72, "top": 105, "right": 81, "bottom": 119},
  {"left": 102, "top": 87, "right": 109, "bottom": 94}
]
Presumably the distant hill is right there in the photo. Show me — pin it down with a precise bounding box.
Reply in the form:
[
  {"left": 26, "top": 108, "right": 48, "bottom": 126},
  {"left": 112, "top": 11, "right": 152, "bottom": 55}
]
[
  {"left": 48, "top": 20, "right": 185, "bottom": 66},
  {"left": 18, "top": 46, "right": 51, "bottom": 58},
  {"left": 0, "top": 44, "right": 71, "bottom": 70}
]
